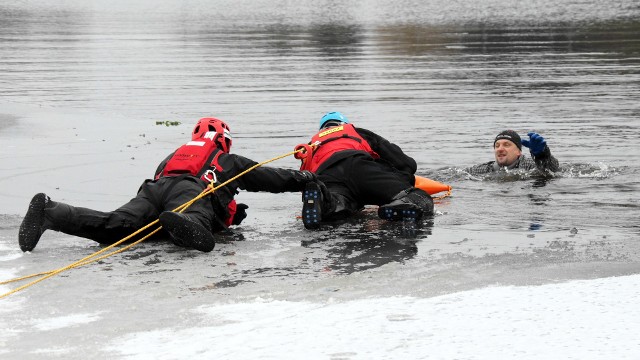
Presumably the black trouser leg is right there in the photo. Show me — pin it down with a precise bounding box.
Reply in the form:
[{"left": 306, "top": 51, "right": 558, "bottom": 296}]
[
  {"left": 317, "top": 155, "right": 416, "bottom": 220},
  {"left": 42, "top": 177, "right": 217, "bottom": 246},
  {"left": 161, "top": 178, "right": 216, "bottom": 232},
  {"left": 44, "top": 185, "right": 160, "bottom": 245},
  {"left": 44, "top": 202, "right": 142, "bottom": 244}
]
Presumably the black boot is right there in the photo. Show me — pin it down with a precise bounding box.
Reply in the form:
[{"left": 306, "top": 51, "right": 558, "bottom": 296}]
[
  {"left": 21, "top": 195, "right": 145, "bottom": 247},
  {"left": 18, "top": 193, "right": 49, "bottom": 252},
  {"left": 159, "top": 212, "right": 215, "bottom": 252},
  {"left": 302, "top": 182, "right": 325, "bottom": 229},
  {"left": 378, "top": 188, "right": 434, "bottom": 221}
]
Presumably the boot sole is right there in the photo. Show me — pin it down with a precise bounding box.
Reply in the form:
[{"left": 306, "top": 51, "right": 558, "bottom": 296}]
[
  {"left": 302, "top": 183, "right": 322, "bottom": 230},
  {"left": 19, "top": 193, "right": 47, "bottom": 252},
  {"left": 159, "top": 212, "right": 215, "bottom": 252},
  {"left": 378, "top": 205, "right": 422, "bottom": 222}
]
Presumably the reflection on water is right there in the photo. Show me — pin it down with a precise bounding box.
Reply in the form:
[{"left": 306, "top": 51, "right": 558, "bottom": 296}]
[{"left": 301, "top": 214, "right": 433, "bottom": 274}]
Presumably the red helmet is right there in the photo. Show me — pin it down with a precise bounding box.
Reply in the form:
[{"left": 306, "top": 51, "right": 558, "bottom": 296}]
[{"left": 192, "top": 117, "right": 232, "bottom": 153}]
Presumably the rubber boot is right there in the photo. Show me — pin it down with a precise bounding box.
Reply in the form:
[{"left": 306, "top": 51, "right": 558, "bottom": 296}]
[
  {"left": 302, "top": 182, "right": 361, "bottom": 229},
  {"left": 378, "top": 188, "right": 434, "bottom": 221},
  {"left": 302, "top": 182, "right": 324, "bottom": 229},
  {"left": 158, "top": 211, "right": 215, "bottom": 252},
  {"left": 18, "top": 193, "right": 49, "bottom": 252}
]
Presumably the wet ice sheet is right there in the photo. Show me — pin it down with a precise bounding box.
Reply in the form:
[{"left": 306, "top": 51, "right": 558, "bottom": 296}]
[
  {"left": 2, "top": 207, "right": 639, "bottom": 359},
  {"left": 32, "top": 313, "right": 103, "bottom": 331},
  {"left": 86, "top": 275, "right": 640, "bottom": 359},
  {"left": 4, "top": 264, "right": 638, "bottom": 359}
]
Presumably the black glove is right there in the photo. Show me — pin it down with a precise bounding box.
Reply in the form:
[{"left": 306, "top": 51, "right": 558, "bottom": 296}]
[
  {"left": 299, "top": 170, "right": 317, "bottom": 183},
  {"left": 232, "top": 203, "right": 249, "bottom": 225}
]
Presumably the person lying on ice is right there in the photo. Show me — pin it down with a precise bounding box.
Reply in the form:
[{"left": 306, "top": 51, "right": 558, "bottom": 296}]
[
  {"left": 18, "top": 117, "right": 317, "bottom": 253},
  {"left": 295, "top": 111, "right": 434, "bottom": 230},
  {"left": 465, "top": 130, "right": 560, "bottom": 175}
]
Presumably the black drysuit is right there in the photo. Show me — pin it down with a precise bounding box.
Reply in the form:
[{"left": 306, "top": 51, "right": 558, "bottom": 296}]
[
  {"left": 465, "top": 146, "right": 560, "bottom": 176},
  {"left": 307, "top": 127, "right": 422, "bottom": 220},
  {"left": 42, "top": 148, "right": 313, "bottom": 245}
]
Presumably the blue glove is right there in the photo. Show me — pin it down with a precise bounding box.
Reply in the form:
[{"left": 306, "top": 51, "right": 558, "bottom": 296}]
[{"left": 521, "top": 132, "right": 547, "bottom": 156}]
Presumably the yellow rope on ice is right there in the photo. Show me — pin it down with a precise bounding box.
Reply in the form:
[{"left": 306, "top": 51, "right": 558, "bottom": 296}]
[{"left": 0, "top": 148, "right": 304, "bottom": 299}]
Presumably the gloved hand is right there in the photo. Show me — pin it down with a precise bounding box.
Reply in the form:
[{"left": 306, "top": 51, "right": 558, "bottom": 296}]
[
  {"left": 300, "top": 170, "right": 317, "bottom": 183},
  {"left": 521, "top": 132, "right": 547, "bottom": 156},
  {"left": 232, "top": 203, "right": 248, "bottom": 225}
]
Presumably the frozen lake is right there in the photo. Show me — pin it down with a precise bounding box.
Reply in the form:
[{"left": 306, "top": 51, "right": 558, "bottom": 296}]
[{"left": 1, "top": 0, "right": 639, "bottom": 358}]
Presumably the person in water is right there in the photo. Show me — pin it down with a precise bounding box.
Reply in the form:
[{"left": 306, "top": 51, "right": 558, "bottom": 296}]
[
  {"left": 296, "top": 111, "right": 434, "bottom": 230},
  {"left": 19, "top": 117, "right": 317, "bottom": 253},
  {"left": 465, "top": 130, "right": 560, "bottom": 175}
]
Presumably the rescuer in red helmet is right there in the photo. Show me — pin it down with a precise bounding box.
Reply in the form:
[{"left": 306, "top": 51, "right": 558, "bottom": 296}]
[{"left": 18, "top": 117, "right": 316, "bottom": 253}]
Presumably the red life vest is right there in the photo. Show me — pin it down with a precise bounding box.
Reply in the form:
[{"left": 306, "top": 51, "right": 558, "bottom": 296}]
[
  {"left": 156, "top": 139, "right": 237, "bottom": 226},
  {"left": 157, "top": 139, "right": 222, "bottom": 182},
  {"left": 300, "top": 124, "right": 379, "bottom": 172},
  {"left": 225, "top": 200, "right": 237, "bottom": 227}
]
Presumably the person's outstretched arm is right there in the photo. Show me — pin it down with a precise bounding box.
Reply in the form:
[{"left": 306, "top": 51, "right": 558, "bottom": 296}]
[
  {"left": 228, "top": 153, "right": 316, "bottom": 193},
  {"left": 522, "top": 132, "right": 560, "bottom": 173}
]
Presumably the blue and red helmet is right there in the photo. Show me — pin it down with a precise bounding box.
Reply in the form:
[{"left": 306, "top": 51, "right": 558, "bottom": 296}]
[
  {"left": 319, "top": 111, "right": 349, "bottom": 129},
  {"left": 192, "top": 117, "right": 232, "bottom": 153}
]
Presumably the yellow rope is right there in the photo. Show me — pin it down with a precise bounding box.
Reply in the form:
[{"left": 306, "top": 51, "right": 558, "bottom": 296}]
[
  {"left": 0, "top": 148, "right": 303, "bottom": 299},
  {"left": 0, "top": 220, "right": 161, "bottom": 286},
  {"left": 432, "top": 189, "right": 452, "bottom": 201}
]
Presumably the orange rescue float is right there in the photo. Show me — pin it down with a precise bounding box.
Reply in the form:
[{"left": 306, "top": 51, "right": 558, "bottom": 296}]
[{"left": 415, "top": 176, "right": 452, "bottom": 199}]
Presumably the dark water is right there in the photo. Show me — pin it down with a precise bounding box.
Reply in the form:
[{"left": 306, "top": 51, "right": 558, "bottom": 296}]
[
  {"left": 1, "top": 0, "right": 639, "bottom": 257},
  {"left": 1, "top": 0, "right": 639, "bottom": 255}
]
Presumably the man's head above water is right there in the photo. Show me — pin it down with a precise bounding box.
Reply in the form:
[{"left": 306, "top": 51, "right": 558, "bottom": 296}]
[{"left": 493, "top": 130, "right": 522, "bottom": 167}]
